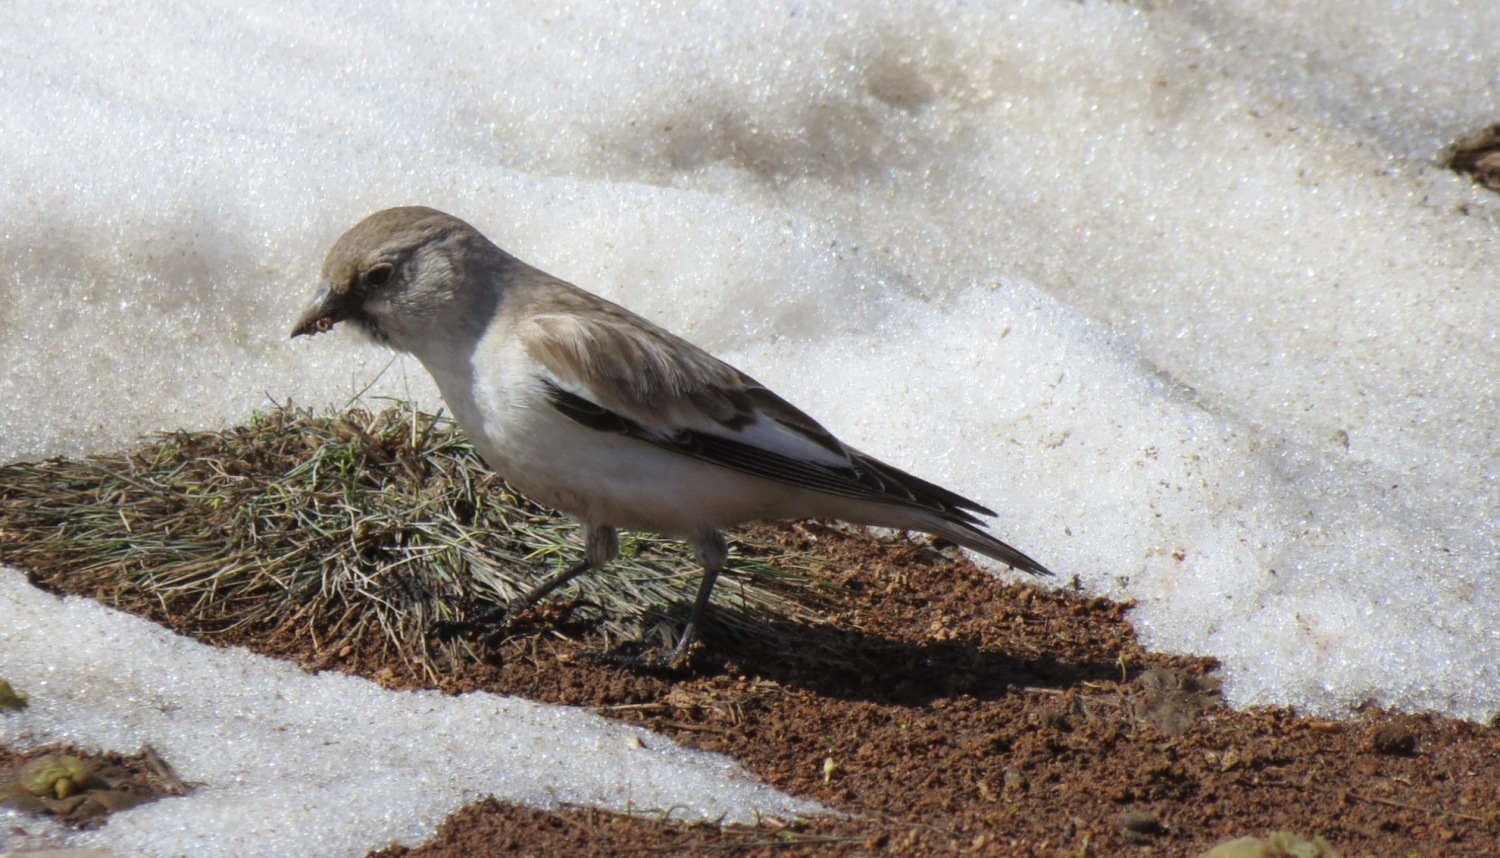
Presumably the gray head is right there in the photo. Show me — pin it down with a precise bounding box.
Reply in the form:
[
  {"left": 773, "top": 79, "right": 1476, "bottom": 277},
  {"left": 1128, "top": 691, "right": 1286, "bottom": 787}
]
[{"left": 291, "top": 206, "right": 510, "bottom": 351}]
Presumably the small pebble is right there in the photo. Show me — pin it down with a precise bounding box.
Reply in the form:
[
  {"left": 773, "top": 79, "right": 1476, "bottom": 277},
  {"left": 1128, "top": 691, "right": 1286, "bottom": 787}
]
[
  {"left": 1368, "top": 722, "right": 1417, "bottom": 756},
  {"left": 1121, "top": 810, "right": 1164, "bottom": 835}
]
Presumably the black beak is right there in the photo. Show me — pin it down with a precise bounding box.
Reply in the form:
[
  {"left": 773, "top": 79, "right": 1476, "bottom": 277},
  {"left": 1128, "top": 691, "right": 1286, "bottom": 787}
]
[{"left": 291, "top": 282, "right": 356, "bottom": 338}]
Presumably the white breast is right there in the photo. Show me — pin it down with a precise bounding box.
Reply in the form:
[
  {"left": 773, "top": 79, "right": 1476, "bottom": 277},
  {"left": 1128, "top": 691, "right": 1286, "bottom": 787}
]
[{"left": 415, "top": 329, "right": 812, "bottom": 536}]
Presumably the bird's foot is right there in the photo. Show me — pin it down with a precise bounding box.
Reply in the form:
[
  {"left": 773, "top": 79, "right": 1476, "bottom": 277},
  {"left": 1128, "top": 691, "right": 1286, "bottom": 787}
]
[
  {"left": 580, "top": 641, "right": 697, "bottom": 674},
  {"left": 431, "top": 603, "right": 516, "bottom": 645}
]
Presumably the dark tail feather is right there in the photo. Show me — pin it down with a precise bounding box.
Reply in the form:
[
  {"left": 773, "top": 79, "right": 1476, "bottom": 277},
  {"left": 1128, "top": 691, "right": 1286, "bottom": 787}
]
[{"left": 931, "top": 519, "right": 1052, "bottom": 577}]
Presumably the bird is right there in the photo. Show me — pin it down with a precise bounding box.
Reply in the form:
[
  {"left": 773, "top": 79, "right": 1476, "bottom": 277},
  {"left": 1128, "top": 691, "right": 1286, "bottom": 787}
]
[{"left": 292, "top": 206, "right": 1050, "bottom": 668}]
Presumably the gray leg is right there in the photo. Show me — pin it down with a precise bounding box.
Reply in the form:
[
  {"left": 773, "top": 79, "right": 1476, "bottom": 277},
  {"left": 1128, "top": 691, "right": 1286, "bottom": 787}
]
[
  {"left": 583, "top": 528, "right": 729, "bottom": 671},
  {"left": 438, "top": 525, "right": 617, "bottom": 641},
  {"left": 659, "top": 529, "right": 729, "bottom": 667},
  {"left": 510, "top": 525, "right": 618, "bottom": 613}
]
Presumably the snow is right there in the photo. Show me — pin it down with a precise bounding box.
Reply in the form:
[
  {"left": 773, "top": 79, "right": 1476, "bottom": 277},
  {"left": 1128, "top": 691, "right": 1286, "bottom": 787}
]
[{"left": 3, "top": 1, "right": 1498, "bottom": 854}]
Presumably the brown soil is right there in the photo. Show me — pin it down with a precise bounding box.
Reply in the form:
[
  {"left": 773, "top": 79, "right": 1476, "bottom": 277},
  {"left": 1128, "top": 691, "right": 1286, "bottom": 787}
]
[{"left": 14, "top": 523, "right": 1500, "bottom": 856}]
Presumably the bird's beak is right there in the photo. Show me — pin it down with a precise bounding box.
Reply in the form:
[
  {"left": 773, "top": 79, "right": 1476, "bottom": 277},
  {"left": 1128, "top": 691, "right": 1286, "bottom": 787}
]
[{"left": 290, "top": 282, "right": 355, "bottom": 338}]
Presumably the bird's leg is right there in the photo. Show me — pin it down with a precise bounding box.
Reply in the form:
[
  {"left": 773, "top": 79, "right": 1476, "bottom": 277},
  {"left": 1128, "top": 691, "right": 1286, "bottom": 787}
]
[
  {"left": 436, "top": 525, "right": 618, "bottom": 642},
  {"left": 589, "top": 529, "right": 729, "bottom": 672},
  {"left": 652, "top": 527, "right": 730, "bottom": 667},
  {"left": 659, "top": 557, "right": 723, "bottom": 666}
]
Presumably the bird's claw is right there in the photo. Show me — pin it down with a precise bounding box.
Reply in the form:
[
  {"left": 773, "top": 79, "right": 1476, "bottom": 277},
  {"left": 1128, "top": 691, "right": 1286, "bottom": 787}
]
[
  {"left": 580, "top": 643, "right": 694, "bottom": 674},
  {"left": 431, "top": 605, "right": 516, "bottom": 643}
]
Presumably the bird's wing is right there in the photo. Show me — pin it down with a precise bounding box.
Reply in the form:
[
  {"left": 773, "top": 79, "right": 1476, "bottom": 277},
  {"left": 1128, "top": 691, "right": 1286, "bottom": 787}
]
[{"left": 517, "top": 283, "right": 996, "bottom": 523}]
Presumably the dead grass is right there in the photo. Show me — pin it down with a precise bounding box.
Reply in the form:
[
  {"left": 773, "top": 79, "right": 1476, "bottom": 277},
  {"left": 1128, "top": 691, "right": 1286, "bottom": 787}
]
[{"left": 0, "top": 403, "right": 834, "bottom": 678}]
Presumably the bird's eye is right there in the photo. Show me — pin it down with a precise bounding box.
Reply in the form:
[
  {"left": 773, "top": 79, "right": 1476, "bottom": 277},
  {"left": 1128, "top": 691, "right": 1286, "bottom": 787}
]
[{"left": 364, "top": 264, "right": 394, "bottom": 288}]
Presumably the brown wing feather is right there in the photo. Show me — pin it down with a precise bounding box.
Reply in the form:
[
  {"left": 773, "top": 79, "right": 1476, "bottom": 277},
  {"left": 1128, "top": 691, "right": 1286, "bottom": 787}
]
[
  {"left": 516, "top": 267, "right": 839, "bottom": 445},
  {"left": 520, "top": 279, "right": 735, "bottom": 418}
]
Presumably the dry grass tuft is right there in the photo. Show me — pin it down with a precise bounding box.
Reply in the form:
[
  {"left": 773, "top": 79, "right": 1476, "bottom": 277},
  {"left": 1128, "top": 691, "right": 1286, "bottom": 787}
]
[{"left": 0, "top": 403, "right": 833, "bottom": 676}]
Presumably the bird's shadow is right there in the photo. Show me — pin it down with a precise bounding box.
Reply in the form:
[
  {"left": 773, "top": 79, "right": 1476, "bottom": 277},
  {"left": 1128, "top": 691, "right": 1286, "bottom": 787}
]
[{"left": 619, "top": 602, "right": 1126, "bottom": 707}]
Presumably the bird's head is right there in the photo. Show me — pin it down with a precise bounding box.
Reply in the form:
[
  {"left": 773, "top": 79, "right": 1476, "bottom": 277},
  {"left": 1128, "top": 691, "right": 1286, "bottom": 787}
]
[{"left": 292, "top": 206, "right": 505, "bottom": 351}]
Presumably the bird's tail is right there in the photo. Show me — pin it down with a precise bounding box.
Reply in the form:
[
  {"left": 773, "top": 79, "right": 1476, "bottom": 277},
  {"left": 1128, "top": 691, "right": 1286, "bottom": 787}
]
[
  {"left": 920, "top": 516, "right": 1052, "bottom": 577},
  {"left": 845, "top": 452, "right": 1052, "bottom": 577}
]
